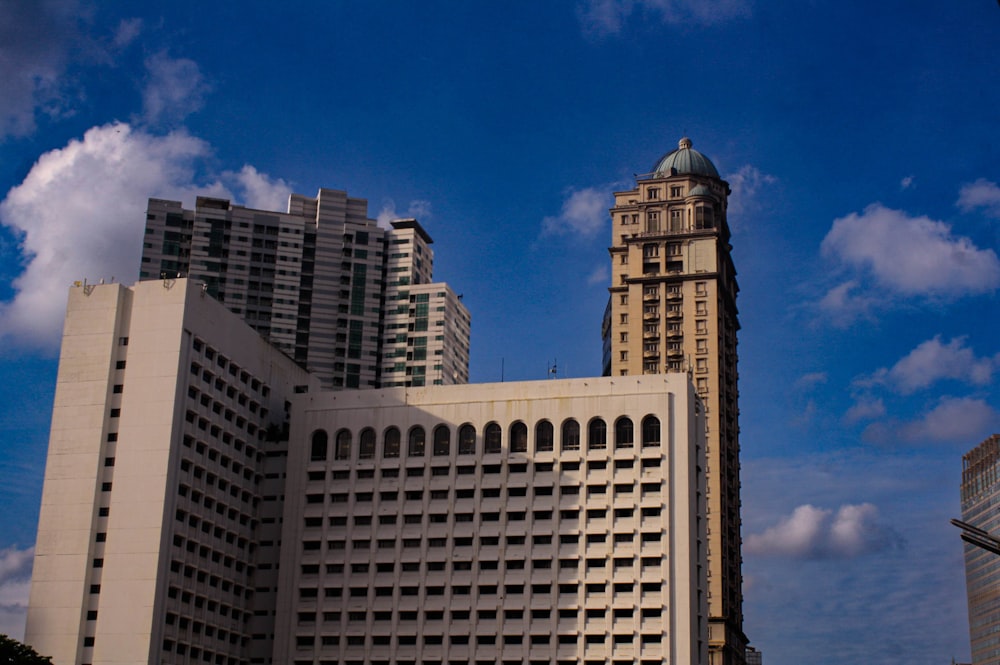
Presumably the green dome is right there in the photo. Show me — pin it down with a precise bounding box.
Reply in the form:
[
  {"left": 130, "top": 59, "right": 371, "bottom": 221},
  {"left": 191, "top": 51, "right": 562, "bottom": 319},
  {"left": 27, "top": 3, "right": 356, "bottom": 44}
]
[
  {"left": 686, "top": 184, "right": 715, "bottom": 198},
  {"left": 651, "top": 137, "right": 720, "bottom": 178}
]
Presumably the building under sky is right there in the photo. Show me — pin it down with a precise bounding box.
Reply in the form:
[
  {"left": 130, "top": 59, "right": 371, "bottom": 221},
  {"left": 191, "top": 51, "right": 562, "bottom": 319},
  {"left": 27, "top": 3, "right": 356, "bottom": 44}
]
[
  {"left": 26, "top": 278, "right": 709, "bottom": 665},
  {"left": 960, "top": 435, "right": 1000, "bottom": 665},
  {"left": 604, "top": 138, "right": 743, "bottom": 665},
  {"left": 141, "top": 191, "right": 470, "bottom": 391}
]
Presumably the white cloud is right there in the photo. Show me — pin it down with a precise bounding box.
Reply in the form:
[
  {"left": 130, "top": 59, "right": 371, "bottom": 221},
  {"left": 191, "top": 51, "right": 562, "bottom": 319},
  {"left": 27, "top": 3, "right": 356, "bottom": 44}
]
[
  {"left": 112, "top": 17, "right": 143, "bottom": 48},
  {"left": 865, "top": 336, "right": 998, "bottom": 394},
  {"left": 227, "top": 165, "right": 291, "bottom": 212},
  {"left": 843, "top": 396, "right": 885, "bottom": 424},
  {"left": 862, "top": 396, "right": 1000, "bottom": 445},
  {"left": 725, "top": 164, "right": 777, "bottom": 226},
  {"left": 815, "top": 280, "right": 878, "bottom": 327},
  {"left": 900, "top": 397, "right": 1000, "bottom": 443},
  {"left": 0, "top": 122, "right": 287, "bottom": 350},
  {"left": 540, "top": 186, "right": 612, "bottom": 238},
  {"left": 794, "top": 372, "right": 827, "bottom": 391},
  {"left": 744, "top": 503, "right": 900, "bottom": 559},
  {"left": 578, "top": 0, "right": 750, "bottom": 36},
  {"left": 587, "top": 264, "right": 609, "bottom": 285},
  {"left": 900, "top": 175, "right": 914, "bottom": 190},
  {"left": 0, "top": 0, "right": 82, "bottom": 138},
  {"left": 958, "top": 178, "right": 1000, "bottom": 218},
  {"left": 0, "top": 545, "right": 33, "bottom": 640},
  {"left": 376, "top": 199, "right": 434, "bottom": 229},
  {"left": 821, "top": 203, "right": 1000, "bottom": 298},
  {"left": 142, "top": 52, "right": 210, "bottom": 125}
]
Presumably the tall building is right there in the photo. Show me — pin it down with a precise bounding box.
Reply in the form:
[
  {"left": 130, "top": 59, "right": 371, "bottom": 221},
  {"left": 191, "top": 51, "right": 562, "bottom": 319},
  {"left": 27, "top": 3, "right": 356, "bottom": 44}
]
[
  {"left": 27, "top": 278, "right": 710, "bottom": 665},
  {"left": 25, "top": 279, "right": 320, "bottom": 665},
  {"left": 603, "top": 138, "right": 745, "bottom": 664},
  {"left": 141, "top": 189, "right": 470, "bottom": 390},
  {"left": 273, "top": 375, "right": 708, "bottom": 665},
  {"left": 960, "top": 434, "right": 1000, "bottom": 665}
]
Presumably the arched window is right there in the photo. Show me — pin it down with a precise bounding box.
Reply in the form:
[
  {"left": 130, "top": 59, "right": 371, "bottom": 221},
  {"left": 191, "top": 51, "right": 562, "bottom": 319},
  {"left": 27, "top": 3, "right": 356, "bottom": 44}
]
[
  {"left": 588, "top": 418, "right": 607, "bottom": 450},
  {"left": 561, "top": 419, "right": 580, "bottom": 452},
  {"left": 510, "top": 422, "right": 528, "bottom": 453},
  {"left": 310, "top": 429, "right": 328, "bottom": 461},
  {"left": 615, "top": 417, "right": 634, "bottom": 449},
  {"left": 433, "top": 425, "right": 450, "bottom": 456},
  {"left": 334, "top": 429, "right": 351, "bottom": 460},
  {"left": 359, "top": 428, "right": 376, "bottom": 460},
  {"left": 383, "top": 427, "right": 400, "bottom": 458},
  {"left": 642, "top": 416, "right": 661, "bottom": 447},
  {"left": 458, "top": 424, "right": 476, "bottom": 455},
  {"left": 484, "top": 422, "right": 502, "bottom": 454},
  {"left": 695, "top": 206, "right": 715, "bottom": 229},
  {"left": 408, "top": 426, "right": 426, "bottom": 457},
  {"left": 535, "top": 421, "right": 554, "bottom": 452}
]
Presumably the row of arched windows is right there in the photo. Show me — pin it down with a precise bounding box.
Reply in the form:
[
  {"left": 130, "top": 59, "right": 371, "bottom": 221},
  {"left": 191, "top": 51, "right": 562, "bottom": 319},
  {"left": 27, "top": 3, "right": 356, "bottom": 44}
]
[{"left": 310, "top": 416, "right": 662, "bottom": 462}]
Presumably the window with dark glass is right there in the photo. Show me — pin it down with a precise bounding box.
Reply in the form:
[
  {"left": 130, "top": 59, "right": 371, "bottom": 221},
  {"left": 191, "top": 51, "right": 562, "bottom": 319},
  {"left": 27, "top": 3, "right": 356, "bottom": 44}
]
[
  {"left": 484, "top": 422, "right": 501, "bottom": 454},
  {"left": 335, "top": 429, "right": 351, "bottom": 460},
  {"left": 408, "top": 426, "right": 426, "bottom": 457},
  {"left": 359, "top": 428, "right": 376, "bottom": 459},
  {"left": 310, "top": 430, "right": 328, "bottom": 461},
  {"left": 561, "top": 420, "right": 580, "bottom": 451},
  {"left": 383, "top": 427, "right": 400, "bottom": 458},
  {"left": 433, "top": 425, "right": 450, "bottom": 456},
  {"left": 588, "top": 419, "right": 607, "bottom": 450},
  {"left": 615, "top": 417, "right": 634, "bottom": 449},
  {"left": 458, "top": 424, "right": 476, "bottom": 454},
  {"left": 510, "top": 421, "right": 528, "bottom": 453}
]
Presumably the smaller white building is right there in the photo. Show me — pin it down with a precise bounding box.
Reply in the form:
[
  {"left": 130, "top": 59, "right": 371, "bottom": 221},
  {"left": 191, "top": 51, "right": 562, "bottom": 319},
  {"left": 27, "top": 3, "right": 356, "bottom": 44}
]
[{"left": 274, "top": 375, "right": 708, "bottom": 665}]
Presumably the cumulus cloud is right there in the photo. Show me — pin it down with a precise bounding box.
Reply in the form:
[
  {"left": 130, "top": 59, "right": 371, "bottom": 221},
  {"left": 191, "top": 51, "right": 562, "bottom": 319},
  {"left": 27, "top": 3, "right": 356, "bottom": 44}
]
[
  {"left": 0, "top": 0, "right": 83, "bottom": 138},
  {"left": 725, "top": 164, "right": 777, "bottom": 226},
  {"left": 859, "top": 336, "right": 998, "bottom": 394},
  {"left": 863, "top": 396, "right": 1000, "bottom": 445},
  {"left": 815, "top": 280, "right": 879, "bottom": 327},
  {"left": 0, "top": 122, "right": 287, "bottom": 350},
  {"left": 376, "top": 199, "right": 434, "bottom": 229},
  {"left": 0, "top": 545, "right": 33, "bottom": 640},
  {"left": 794, "top": 372, "right": 827, "bottom": 391},
  {"left": 958, "top": 178, "right": 1000, "bottom": 218},
  {"left": 112, "top": 17, "right": 143, "bottom": 49},
  {"left": 745, "top": 503, "right": 901, "bottom": 559},
  {"left": 578, "top": 0, "right": 750, "bottom": 36},
  {"left": 821, "top": 203, "right": 1000, "bottom": 300},
  {"left": 843, "top": 396, "right": 885, "bottom": 424},
  {"left": 540, "top": 186, "right": 612, "bottom": 238},
  {"left": 227, "top": 165, "right": 291, "bottom": 212},
  {"left": 900, "top": 175, "right": 914, "bottom": 190},
  {"left": 142, "top": 52, "right": 211, "bottom": 125}
]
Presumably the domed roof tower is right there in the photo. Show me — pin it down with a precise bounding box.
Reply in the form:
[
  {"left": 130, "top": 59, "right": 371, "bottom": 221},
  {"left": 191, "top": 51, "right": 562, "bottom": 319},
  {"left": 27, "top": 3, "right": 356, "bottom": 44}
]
[{"left": 650, "top": 137, "right": 720, "bottom": 178}]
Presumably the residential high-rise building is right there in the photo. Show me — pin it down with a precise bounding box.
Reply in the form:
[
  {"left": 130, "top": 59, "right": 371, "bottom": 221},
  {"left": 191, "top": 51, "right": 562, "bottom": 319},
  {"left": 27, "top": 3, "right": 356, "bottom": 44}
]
[
  {"left": 960, "top": 434, "right": 1000, "bottom": 665},
  {"left": 25, "top": 279, "right": 320, "bottom": 665},
  {"left": 273, "top": 375, "right": 708, "bottom": 665},
  {"left": 141, "top": 189, "right": 470, "bottom": 390},
  {"left": 603, "top": 138, "right": 745, "bottom": 665}
]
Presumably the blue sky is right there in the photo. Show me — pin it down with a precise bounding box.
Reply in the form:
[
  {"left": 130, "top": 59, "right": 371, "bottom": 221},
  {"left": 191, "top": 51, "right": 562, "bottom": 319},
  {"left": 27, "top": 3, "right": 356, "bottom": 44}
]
[{"left": 0, "top": 1, "right": 998, "bottom": 661}]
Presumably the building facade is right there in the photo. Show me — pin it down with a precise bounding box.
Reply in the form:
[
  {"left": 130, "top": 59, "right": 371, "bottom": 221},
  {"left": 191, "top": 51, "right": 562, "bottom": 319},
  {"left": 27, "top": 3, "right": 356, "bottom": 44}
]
[
  {"left": 961, "top": 434, "right": 1000, "bottom": 665},
  {"left": 141, "top": 190, "right": 469, "bottom": 390},
  {"left": 25, "top": 279, "right": 320, "bottom": 665},
  {"left": 274, "top": 375, "right": 708, "bottom": 665},
  {"left": 603, "top": 138, "right": 745, "bottom": 664}
]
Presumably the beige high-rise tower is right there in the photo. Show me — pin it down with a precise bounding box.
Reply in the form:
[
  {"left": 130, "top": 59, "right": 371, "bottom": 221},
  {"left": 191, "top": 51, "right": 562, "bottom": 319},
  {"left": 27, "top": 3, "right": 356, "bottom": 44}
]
[{"left": 603, "top": 138, "right": 744, "bottom": 665}]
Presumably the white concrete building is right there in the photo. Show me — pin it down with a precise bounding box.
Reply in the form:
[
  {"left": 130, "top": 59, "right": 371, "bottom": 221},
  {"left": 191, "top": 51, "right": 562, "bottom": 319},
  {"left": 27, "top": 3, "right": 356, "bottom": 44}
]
[
  {"left": 273, "top": 376, "right": 708, "bottom": 665},
  {"left": 25, "top": 279, "right": 319, "bottom": 665}
]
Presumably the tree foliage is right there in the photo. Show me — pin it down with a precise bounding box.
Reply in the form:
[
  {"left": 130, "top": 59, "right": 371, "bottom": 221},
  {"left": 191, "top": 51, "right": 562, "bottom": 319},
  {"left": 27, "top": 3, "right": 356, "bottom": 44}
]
[{"left": 0, "top": 635, "right": 53, "bottom": 665}]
